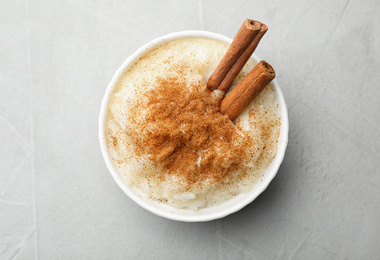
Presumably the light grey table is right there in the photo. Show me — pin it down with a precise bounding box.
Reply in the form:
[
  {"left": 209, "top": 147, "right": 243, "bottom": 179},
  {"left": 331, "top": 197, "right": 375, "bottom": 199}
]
[{"left": 1, "top": 0, "right": 379, "bottom": 259}]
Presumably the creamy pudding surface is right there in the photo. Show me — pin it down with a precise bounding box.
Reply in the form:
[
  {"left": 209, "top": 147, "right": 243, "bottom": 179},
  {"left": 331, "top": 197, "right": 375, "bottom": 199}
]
[{"left": 105, "top": 37, "right": 281, "bottom": 210}]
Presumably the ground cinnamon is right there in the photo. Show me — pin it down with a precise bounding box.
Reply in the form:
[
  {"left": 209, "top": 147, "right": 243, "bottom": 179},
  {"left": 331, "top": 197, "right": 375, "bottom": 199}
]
[
  {"left": 124, "top": 64, "right": 256, "bottom": 187},
  {"left": 207, "top": 19, "right": 268, "bottom": 92}
]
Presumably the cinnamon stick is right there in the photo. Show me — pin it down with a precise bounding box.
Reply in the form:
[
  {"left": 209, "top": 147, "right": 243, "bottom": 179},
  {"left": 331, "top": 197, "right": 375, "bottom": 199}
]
[
  {"left": 220, "top": 61, "right": 275, "bottom": 121},
  {"left": 207, "top": 19, "right": 268, "bottom": 92}
]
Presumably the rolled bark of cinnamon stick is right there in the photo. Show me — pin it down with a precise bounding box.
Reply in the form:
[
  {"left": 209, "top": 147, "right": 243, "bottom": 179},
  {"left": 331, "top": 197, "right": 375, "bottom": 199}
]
[
  {"left": 220, "top": 61, "right": 275, "bottom": 121},
  {"left": 207, "top": 19, "right": 268, "bottom": 92}
]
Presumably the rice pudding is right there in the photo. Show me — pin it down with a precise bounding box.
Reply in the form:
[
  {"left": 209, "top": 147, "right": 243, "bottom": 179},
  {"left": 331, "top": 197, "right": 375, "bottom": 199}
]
[{"left": 105, "top": 37, "right": 281, "bottom": 210}]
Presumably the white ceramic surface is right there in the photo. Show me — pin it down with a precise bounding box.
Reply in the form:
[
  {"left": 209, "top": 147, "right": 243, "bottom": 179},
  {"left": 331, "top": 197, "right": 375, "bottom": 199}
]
[{"left": 99, "top": 30, "right": 289, "bottom": 222}]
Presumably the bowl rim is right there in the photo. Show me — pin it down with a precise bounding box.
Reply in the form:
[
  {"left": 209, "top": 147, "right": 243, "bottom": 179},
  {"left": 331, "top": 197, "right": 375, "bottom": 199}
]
[{"left": 99, "top": 30, "right": 289, "bottom": 222}]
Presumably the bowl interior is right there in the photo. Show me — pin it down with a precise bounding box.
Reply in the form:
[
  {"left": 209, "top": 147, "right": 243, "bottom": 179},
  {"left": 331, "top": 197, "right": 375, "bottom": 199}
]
[{"left": 99, "top": 31, "right": 289, "bottom": 222}]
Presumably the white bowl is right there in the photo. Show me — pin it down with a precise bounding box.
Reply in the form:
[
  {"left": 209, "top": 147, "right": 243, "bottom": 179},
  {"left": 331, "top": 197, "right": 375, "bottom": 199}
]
[{"left": 99, "top": 31, "right": 289, "bottom": 222}]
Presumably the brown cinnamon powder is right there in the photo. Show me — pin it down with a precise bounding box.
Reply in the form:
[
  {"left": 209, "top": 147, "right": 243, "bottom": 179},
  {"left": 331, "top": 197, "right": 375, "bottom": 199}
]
[{"left": 121, "top": 64, "right": 263, "bottom": 190}]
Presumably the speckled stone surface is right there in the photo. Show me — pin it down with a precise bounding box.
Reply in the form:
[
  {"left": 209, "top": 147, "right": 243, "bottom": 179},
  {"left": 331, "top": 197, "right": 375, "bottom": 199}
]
[{"left": 1, "top": 0, "right": 379, "bottom": 259}]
